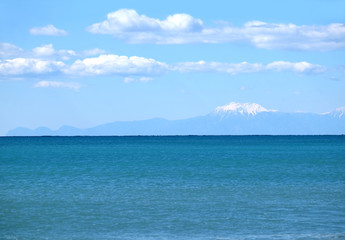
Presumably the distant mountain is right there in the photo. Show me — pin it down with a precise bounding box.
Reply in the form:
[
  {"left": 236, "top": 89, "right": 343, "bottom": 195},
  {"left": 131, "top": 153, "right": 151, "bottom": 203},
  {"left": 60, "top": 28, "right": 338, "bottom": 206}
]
[
  {"left": 214, "top": 102, "right": 277, "bottom": 116},
  {"left": 7, "top": 102, "right": 345, "bottom": 136},
  {"left": 326, "top": 106, "right": 345, "bottom": 118}
]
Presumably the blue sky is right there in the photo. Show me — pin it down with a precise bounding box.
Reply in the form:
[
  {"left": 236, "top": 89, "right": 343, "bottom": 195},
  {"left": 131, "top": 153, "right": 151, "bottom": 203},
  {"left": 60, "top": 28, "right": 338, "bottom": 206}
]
[{"left": 1, "top": 0, "right": 345, "bottom": 135}]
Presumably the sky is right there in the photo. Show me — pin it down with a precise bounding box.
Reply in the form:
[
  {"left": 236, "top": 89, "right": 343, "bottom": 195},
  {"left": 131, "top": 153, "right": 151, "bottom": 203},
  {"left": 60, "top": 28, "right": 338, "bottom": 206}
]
[{"left": 1, "top": 0, "right": 345, "bottom": 135}]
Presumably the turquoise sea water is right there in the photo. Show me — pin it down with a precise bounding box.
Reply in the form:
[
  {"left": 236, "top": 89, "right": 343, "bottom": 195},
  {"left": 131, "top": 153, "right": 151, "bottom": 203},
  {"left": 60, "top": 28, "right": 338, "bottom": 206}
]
[{"left": 1, "top": 136, "right": 345, "bottom": 240}]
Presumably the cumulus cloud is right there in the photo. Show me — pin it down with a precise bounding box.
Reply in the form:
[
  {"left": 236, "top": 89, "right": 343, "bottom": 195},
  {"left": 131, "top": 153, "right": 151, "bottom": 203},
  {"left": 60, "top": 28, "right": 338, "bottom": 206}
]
[
  {"left": 241, "top": 22, "right": 345, "bottom": 51},
  {"left": 0, "top": 43, "right": 70, "bottom": 76},
  {"left": 32, "top": 44, "right": 76, "bottom": 60},
  {"left": 0, "top": 57, "right": 326, "bottom": 78},
  {"left": 173, "top": 61, "right": 264, "bottom": 74},
  {"left": 29, "top": 24, "right": 68, "bottom": 36},
  {"left": 63, "top": 58, "right": 327, "bottom": 77},
  {"left": 64, "top": 54, "right": 169, "bottom": 76},
  {"left": 266, "top": 61, "right": 326, "bottom": 73},
  {"left": 0, "top": 43, "right": 23, "bottom": 59},
  {"left": 34, "top": 81, "right": 81, "bottom": 90},
  {"left": 0, "top": 58, "right": 65, "bottom": 75},
  {"left": 0, "top": 42, "right": 77, "bottom": 61},
  {"left": 86, "top": 9, "right": 345, "bottom": 50},
  {"left": 87, "top": 9, "right": 203, "bottom": 35},
  {"left": 173, "top": 61, "right": 325, "bottom": 74},
  {"left": 32, "top": 44, "right": 55, "bottom": 56},
  {"left": 0, "top": 43, "right": 329, "bottom": 79}
]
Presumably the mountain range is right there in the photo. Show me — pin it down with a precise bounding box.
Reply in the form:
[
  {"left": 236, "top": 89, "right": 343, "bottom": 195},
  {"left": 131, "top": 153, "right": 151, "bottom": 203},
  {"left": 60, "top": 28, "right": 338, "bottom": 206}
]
[{"left": 7, "top": 102, "right": 345, "bottom": 136}]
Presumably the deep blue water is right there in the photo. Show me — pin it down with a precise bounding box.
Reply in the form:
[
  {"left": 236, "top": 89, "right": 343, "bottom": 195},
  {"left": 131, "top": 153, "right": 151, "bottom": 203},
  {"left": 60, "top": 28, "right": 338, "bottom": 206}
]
[{"left": 1, "top": 136, "right": 345, "bottom": 239}]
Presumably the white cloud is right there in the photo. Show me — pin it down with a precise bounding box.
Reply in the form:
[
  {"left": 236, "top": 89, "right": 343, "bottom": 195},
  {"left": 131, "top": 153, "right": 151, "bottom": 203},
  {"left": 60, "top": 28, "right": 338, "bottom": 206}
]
[
  {"left": 173, "top": 61, "right": 264, "bottom": 74},
  {"left": 173, "top": 61, "right": 324, "bottom": 74},
  {"left": 83, "top": 48, "right": 107, "bottom": 56},
  {"left": 34, "top": 81, "right": 81, "bottom": 90},
  {"left": 266, "top": 61, "right": 326, "bottom": 73},
  {"left": 87, "top": 9, "right": 203, "bottom": 35},
  {"left": 0, "top": 56, "right": 327, "bottom": 78},
  {"left": 0, "top": 58, "right": 65, "bottom": 75},
  {"left": 1, "top": 43, "right": 77, "bottom": 61},
  {"left": 87, "top": 9, "right": 160, "bottom": 34},
  {"left": 32, "top": 44, "right": 55, "bottom": 56},
  {"left": 0, "top": 43, "right": 330, "bottom": 79},
  {"left": 0, "top": 43, "right": 23, "bottom": 59},
  {"left": 124, "top": 76, "right": 153, "bottom": 83},
  {"left": 161, "top": 13, "right": 203, "bottom": 32},
  {"left": 29, "top": 24, "right": 68, "bottom": 36},
  {"left": 86, "top": 9, "right": 345, "bottom": 50},
  {"left": 242, "top": 22, "right": 345, "bottom": 51},
  {"left": 64, "top": 54, "right": 169, "bottom": 76},
  {"left": 32, "top": 44, "right": 76, "bottom": 60}
]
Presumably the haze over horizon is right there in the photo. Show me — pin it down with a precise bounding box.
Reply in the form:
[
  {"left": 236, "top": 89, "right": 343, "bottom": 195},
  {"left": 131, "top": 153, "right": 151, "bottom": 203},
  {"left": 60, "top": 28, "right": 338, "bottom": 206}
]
[
  {"left": 1, "top": 0, "right": 345, "bottom": 135},
  {"left": 7, "top": 102, "right": 345, "bottom": 136}
]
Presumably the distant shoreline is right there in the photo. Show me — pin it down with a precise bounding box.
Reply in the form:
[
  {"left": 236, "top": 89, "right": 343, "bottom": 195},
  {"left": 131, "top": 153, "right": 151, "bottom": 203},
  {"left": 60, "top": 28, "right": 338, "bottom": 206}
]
[{"left": 2, "top": 134, "right": 345, "bottom": 137}]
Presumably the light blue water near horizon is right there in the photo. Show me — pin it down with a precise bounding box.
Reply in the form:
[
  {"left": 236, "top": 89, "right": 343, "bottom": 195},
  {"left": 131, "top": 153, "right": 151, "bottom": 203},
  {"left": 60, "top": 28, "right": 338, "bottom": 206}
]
[{"left": 0, "top": 136, "right": 345, "bottom": 240}]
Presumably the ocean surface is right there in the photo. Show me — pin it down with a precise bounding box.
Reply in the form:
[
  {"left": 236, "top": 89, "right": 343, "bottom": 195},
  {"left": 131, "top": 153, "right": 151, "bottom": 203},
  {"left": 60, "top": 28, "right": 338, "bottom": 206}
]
[{"left": 1, "top": 136, "right": 345, "bottom": 240}]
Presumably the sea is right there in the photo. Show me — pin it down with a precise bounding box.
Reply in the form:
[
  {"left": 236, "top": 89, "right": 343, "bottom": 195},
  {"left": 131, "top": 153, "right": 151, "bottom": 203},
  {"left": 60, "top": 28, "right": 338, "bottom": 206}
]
[{"left": 1, "top": 136, "right": 345, "bottom": 240}]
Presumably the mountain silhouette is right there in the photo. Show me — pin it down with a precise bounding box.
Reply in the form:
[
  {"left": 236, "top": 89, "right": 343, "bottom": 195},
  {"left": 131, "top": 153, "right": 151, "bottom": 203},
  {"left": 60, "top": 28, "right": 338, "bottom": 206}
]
[{"left": 7, "top": 102, "right": 345, "bottom": 136}]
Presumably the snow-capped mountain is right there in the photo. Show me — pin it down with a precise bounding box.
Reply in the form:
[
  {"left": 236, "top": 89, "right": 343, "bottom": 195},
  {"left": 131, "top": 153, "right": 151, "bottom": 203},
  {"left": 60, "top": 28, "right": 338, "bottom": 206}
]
[
  {"left": 7, "top": 102, "right": 345, "bottom": 136},
  {"left": 214, "top": 102, "right": 277, "bottom": 116},
  {"left": 327, "top": 107, "right": 345, "bottom": 118}
]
